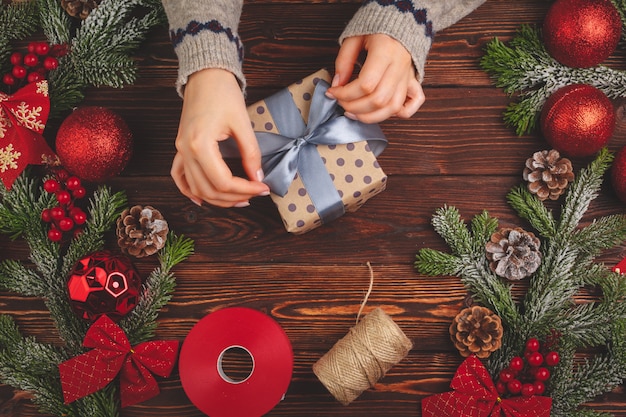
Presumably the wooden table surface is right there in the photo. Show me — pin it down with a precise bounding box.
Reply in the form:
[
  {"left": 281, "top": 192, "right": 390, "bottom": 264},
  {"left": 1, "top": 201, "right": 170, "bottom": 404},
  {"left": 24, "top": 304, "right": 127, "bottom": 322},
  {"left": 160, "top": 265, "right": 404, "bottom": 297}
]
[{"left": 2, "top": 0, "right": 626, "bottom": 416}]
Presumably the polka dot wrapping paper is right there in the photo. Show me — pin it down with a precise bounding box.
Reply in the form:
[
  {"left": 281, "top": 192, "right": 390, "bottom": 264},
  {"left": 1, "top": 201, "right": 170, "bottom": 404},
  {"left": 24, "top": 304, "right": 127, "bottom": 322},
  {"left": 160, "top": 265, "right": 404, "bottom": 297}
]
[{"left": 247, "top": 69, "right": 388, "bottom": 234}]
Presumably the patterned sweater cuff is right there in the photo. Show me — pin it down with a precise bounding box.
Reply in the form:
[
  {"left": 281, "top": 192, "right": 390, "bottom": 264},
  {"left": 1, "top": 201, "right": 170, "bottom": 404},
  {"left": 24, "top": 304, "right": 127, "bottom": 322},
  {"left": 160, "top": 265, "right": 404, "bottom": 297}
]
[{"left": 339, "top": 1, "right": 433, "bottom": 82}]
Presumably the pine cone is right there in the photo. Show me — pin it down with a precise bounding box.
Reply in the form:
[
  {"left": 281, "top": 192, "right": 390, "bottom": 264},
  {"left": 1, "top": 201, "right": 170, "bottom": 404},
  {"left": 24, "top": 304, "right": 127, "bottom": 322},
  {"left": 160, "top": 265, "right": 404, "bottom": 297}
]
[
  {"left": 449, "top": 306, "right": 503, "bottom": 358},
  {"left": 60, "top": 0, "right": 102, "bottom": 19},
  {"left": 116, "top": 205, "right": 168, "bottom": 258},
  {"left": 485, "top": 227, "right": 541, "bottom": 280},
  {"left": 523, "top": 149, "right": 574, "bottom": 201}
]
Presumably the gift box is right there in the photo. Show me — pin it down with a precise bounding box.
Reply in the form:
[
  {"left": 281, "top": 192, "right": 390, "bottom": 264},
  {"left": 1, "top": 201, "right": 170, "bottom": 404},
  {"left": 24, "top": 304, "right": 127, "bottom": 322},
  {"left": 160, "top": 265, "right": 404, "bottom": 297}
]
[{"left": 247, "top": 69, "right": 388, "bottom": 234}]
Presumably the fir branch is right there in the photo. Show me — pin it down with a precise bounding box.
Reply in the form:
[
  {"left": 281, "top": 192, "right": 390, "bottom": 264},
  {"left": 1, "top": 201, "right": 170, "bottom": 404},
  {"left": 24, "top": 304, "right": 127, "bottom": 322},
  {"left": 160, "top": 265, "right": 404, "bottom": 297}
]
[
  {"left": 572, "top": 215, "right": 626, "bottom": 259},
  {"left": 0, "top": 259, "right": 47, "bottom": 296},
  {"left": 0, "top": 1, "right": 39, "bottom": 75},
  {"left": 414, "top": 248, "right": 463, "bottom": 276},
  {"left": 430, "top": 206, "right": 473, "bottom": 256},
  {"left": 121, "top": 233, "right": 194, "bottom": 345},
  {"left": 481, "top": 25, "right": 626, "bottom": 135},
  {"left": 559, "top": 148, "right": 613, "bottom": 236},
  {"left": 507, "top": 185, "right": 557, "bottom": 238},
  {"left": 469, "top": 210, "right": 499, "bottom": 253},
  {"left": 36, "top": 0, "right": 72, "bottom": 45}
]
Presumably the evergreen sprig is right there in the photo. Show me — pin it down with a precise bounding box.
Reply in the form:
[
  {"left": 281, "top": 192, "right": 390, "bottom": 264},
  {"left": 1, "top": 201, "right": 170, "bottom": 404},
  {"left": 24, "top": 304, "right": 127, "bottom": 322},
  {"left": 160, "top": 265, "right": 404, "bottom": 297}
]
[
  {"left": 0, "top": 170, "right": 194, "bottom": 416},
  {"left": 480, "top": 22, "right": 626, "bottom": 135},
  {"left": 0, "top": 2, "right": 39, "bottom": 76},
  {"left": 415, "top": 150, "right": 626, "bottom": 416}
]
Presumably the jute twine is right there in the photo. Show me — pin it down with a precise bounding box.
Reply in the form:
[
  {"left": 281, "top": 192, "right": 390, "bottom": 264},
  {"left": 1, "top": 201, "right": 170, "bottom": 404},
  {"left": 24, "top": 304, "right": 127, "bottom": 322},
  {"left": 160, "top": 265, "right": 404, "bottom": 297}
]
[{"left": 312, "top": 263, "right": 413, "bottom": 405}]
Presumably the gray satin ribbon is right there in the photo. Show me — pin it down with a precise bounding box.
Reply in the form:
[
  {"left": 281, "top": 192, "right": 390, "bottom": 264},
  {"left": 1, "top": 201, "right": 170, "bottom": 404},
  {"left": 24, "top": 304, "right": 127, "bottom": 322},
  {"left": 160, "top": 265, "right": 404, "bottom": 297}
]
[{"left": 223, "top": 79, "right": 387, "bottom": 224}]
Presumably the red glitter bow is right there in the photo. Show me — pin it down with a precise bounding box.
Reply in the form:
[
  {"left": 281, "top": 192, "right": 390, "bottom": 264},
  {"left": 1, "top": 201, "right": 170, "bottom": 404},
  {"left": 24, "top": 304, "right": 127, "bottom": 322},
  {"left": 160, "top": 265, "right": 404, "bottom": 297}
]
[
  {"left": 0, "top": 81, "right": 57, "bottom": 188},
  {"left": 421, "top": 355, "right": 552, "bottom": 417},
  {"left": 58, "top": 315, "right": 179, "bottom": 408}
]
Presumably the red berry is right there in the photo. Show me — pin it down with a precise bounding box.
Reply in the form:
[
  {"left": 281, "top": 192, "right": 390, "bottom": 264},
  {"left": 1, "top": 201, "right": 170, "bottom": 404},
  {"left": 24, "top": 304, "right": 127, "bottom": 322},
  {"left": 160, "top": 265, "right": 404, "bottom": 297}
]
[
  {"left": 44, "top": 179, "right": 61, "bottom": 193},
  {"left": 3, "top": 73, "right": 16, "bottom": 86},
  {"left": 521, "top": 383, "right": 536, "bottom": 397},
  {"left": 528, "top": 351, "right": 544, "bottom": 367},
  {"left": 27, "top": 42, "right": 36, "bottom": 53},
  {"left": 34, "top": 42, "right": 50, "bottom": 56},
  {"left": 56, "top": 190, "right": 72, "bottom": 205},
  {"left": 73, "top": 227, "right": 83, "bottom": 238},
  {"left": 47, "top": 228, "right": 62, "bottom": 242},
  {"left": 509, "top": 356, "right": 524, "bottom": 372},
  {"left": 12, "top": 65, "right": 26, "bottom": 79},
  {"left": 43, "top": 56, "right": 58, "bottom": 70},
  {"left": 58, "top": 217, "right": 74, "bottom": 232},
  {"left": 534, "top": 381, "right": 546, "bottom": 395},
  {"left": 27, "top": 71, "right": 42, "bottom": 83},
  {"left": 10, "top": 52, "right": 23, "bottom": 66},
  {"left": 71, "top": 209, "right": 87, "bottom": 225},
  {"left": 50, "top": 206, "right": 65, "bottom": 221},
  {"left": 496, "top": 381, "right": 507, "bottom": 395},
  {"left": 535, "top": 367, "right": 550, "bottom": 381},
  {"left": 545, "top": 351, "right": 560, "bottom": 366},
  {"left": 56, "top": 169, "right": 70, "bottom": 181},
  {"left": 23, "top": 53, "right": 39, "bottom": 67},
  {"left": 72, "top": 186, "right": 86, "bottom": 199},
  {"left": 525, "top": 338, "right": 541, "bottom": 352},
  {"left": 507, "top": 379, "right": 522, "bottom": 394},
  {"left": 499, "top": 368, "right": 515, "bottom": 383},
  {"left": 65, "top": 176, "right": 81, "bottom": 190},
  {"left": 41, "top": 208, "right": 52, "bottom": 223}
]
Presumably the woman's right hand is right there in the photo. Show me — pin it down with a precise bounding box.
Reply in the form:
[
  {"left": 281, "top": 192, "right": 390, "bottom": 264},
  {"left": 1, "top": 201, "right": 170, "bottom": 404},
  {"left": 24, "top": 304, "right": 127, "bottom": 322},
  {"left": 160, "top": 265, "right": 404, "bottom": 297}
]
[{"left": 170, "top": 68, "right": 270, "bottom": 207}]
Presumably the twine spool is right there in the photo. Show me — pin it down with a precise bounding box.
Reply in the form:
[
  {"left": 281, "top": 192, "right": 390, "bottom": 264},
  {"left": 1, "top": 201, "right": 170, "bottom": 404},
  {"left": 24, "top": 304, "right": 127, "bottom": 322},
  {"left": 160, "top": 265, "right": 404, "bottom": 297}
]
[{"left": 312, "top": 307, "right": 413, "bottom": 405}]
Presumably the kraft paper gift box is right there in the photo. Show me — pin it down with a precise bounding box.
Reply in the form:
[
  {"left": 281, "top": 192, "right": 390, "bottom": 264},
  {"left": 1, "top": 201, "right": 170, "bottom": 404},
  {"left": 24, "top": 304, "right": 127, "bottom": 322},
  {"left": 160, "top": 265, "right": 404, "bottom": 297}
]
[{"left": 247, "top": 69, "right": 388, "bottom": 234}]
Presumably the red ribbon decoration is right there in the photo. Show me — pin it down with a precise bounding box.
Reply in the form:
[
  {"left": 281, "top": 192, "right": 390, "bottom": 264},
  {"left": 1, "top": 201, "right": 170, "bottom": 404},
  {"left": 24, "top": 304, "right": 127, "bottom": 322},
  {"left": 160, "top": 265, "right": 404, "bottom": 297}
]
[
  {"left": 58, "top": 315, "right": 179, "bottom": 408},
  {"left": 422, "top": 355, "right": 552, "bottom": 417},
  {"left": 0, "top": 80, "right": 58, "bottom": 189}
]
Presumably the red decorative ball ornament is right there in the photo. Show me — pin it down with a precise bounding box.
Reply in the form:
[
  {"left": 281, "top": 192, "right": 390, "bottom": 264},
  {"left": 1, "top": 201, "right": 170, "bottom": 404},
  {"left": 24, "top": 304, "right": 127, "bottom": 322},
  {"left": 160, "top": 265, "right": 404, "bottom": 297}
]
[
  {"left": 67, "top": 251, "right": 142, "bottom": 322},
  {"left": 611, "top": 146, "right": 626, "bottom": 203},
  {"left": 543, "top": 0, "right": 622, "bottom": 68},
  {"left": 56, "top": 107, "right": 133, "bottom": 183},
  {"left": 540, "top": 84, "right": 615, "bottom": 157}
]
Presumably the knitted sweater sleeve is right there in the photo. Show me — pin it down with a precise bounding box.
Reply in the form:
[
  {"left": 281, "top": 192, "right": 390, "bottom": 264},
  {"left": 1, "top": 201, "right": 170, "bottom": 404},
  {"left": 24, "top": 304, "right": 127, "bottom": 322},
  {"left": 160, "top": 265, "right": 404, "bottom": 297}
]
[
  {"left": 340, "top": 0, "right": 487, "bottom": 82},
  {"left": 162, "top": 0, "right": 245, "bottom": 95}
]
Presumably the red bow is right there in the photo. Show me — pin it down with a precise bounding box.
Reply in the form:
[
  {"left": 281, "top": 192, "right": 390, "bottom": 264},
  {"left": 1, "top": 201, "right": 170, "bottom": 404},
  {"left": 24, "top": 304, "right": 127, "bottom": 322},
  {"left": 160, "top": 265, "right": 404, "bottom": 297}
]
[
  {"left": 0, "top": 81, "right": 58, "bottom": 188},
  {"left": 421, "top": 355, "right": 552, "bottom": 417},
  {"left": 58, "top": 315, "right": 179, "bottom": 408}
]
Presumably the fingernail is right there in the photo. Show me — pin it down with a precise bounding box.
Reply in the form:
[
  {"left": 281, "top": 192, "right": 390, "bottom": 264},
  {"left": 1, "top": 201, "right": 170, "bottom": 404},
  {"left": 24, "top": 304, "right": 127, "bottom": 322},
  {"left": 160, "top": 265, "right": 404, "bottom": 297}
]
[
  {"left": 190, "top": 197, "right": 202, "bottom": 206},
  {"left": 234, "top": 201, "right": 250, "bottom": 208},
  {"left": 344, "top": 112, "right": 357, "bottom": 120},
  {"left": 325, "top": 90, "right": 336, "bottom": 100},
  {"left": 256, "top": 169, "right": 265, "bottom": 182},
  {"left": 331, "top": 74, "right": 340, "bottom": 87},
  {"left": 258, "top": 190, "right": 270, "bottom": 197}
]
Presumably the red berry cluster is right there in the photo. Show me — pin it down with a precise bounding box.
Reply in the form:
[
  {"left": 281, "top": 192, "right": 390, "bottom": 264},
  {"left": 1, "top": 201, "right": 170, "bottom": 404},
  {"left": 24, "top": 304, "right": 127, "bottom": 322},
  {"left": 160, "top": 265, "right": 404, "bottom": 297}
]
[
  {"left": 41, "top": 169, "right": 88, "bottom": 242},
  {"left": 2, "top": 41, "right": 68, "bottom": 87},
  {"left": 495, "top": 338, "right": 560, "bottom": 398}
]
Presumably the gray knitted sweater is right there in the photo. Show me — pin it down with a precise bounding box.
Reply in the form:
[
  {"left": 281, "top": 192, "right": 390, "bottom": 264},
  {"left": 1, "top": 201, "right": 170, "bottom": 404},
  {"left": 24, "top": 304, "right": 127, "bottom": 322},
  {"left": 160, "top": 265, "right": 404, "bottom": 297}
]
[{"left": 163, "top": 0, "right": 485, "bottom": 94}]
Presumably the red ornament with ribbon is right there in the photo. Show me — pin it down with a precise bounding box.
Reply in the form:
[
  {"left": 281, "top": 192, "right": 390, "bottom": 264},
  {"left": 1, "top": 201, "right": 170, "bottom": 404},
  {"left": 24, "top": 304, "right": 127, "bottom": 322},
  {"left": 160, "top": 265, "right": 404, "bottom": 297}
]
[
  {"left": 0, "top": 80, "right": 58, "bottom": 188},
  {"left": 58, "top": 315, "right": 179, "bottom": 408},
  {"left": 421, "top": 355, "right": 552, "bottom": 417}
]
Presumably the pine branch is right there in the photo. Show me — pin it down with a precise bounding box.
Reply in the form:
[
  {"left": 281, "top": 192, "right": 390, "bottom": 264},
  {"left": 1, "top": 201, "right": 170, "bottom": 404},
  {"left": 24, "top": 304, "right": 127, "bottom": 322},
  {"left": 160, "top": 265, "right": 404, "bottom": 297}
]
[
  {"left": 481, "top": 25, "right": 626, "bottom": 135},
  {"left": 121, "top": 233, "right": 194, "bottom": 345},
  {"left": 430, "top": 206, "right": 473, "bottom": 256},
  {"left": 507, "top": 185, "right": 557, "bottom": 238},
  {"left": 414, "top": 248, "right": 463, "bottom": 276},
  {"left": 0, "top": 1, "right": 39, "bottom": 74},
  {"left": 572, "top": 215, "right": 626, "bottom": 259},
  {"left": 36, "top": 0, "right": 72, "bottom": 45},
  {"left": 0, "top": 259, "right": 47, "bottom": 296}
]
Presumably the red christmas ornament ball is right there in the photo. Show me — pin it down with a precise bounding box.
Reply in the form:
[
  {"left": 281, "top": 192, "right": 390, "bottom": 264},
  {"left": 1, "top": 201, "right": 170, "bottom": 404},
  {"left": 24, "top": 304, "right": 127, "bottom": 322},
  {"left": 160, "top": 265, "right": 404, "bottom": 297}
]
[
  {"left": 56, "top": 107, "right": 133, "bottom": 183},
  {"left": 540, "top": 84, "right": 615, "bottom": 157},
  {"left": 611, "top": 146, "right": 626, "bottom": 203},
  {"left": 67, "top": 251, "right": 142, "bottom": 322},
  {"left": 543, "top": 0, "right": 622, "bottom": 68}
]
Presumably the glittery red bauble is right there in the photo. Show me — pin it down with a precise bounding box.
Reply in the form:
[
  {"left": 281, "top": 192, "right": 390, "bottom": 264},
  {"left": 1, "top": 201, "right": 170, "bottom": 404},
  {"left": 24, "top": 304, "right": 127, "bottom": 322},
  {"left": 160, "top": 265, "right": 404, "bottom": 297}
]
[
  {"left": 56, "top": 107, "right": 133, "bottom": 183},
  {"left": 67, "top": 251, "right": 142, "bottom": 322},
  {"left": 612, "top": 147, "right": 626, "bottom": 203},
  {"left": 543, "top": 0, "right": 622, "bottom": 68},
  {"left": 540, "top": 84, "right": 615, "bottom": 157}
]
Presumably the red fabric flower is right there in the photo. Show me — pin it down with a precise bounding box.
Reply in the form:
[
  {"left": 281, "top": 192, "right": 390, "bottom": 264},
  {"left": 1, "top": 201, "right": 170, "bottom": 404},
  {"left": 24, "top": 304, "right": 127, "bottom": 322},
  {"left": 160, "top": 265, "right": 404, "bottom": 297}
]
[
  {"left": 421, "top": 355, "right": 552, "bottom": 417},
  {"left": 58, "top": 315, "right": 178, "bottom": 407},
  {"left": 0, "top": 81, "right": 58, "bottom": 188}
]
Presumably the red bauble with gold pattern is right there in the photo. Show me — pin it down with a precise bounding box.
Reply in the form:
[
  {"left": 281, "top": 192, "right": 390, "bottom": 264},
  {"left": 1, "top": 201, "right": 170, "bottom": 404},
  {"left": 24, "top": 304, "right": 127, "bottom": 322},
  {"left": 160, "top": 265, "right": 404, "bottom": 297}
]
[
  {"left": 67, "top": 251, "right": 142, "bottom": 322},
  {"left": 611, "top": 147, "right": 626, "bottom": 203},
  {"left": 55, "top": 106, "right": 133, "bottom": 183},
  {"left": 543, "top": 0, "right": 622, "bottom": 68},
  {"left": 540, "top": 84, "right": 615, "bottom": 158}
]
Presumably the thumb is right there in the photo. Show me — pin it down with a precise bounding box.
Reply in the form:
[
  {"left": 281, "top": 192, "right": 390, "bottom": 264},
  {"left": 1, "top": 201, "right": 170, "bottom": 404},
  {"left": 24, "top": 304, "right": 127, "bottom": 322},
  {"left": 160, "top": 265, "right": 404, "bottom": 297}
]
[
  {"left": 232, "top": 118, "right": 266, "bottom": 184},
  {"left": 332, "top": 36, "right": 364, "bottom": 87}
]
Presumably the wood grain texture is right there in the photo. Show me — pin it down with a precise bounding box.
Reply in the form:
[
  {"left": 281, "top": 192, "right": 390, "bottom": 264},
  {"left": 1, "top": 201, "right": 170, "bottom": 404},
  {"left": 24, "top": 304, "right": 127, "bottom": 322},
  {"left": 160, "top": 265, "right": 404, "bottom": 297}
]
[{"left": 1, "top": 0, "right": 625, "bottom": 416}]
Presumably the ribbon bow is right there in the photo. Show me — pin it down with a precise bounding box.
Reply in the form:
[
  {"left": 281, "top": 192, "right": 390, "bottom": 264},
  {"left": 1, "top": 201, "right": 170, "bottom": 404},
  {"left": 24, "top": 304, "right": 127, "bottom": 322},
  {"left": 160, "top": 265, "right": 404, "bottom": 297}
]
[
  {"left": 58, "top": 315, "right": 179, "bottom": 408},
  {"left": 421, "top": 355, "right": 552, "bottom": 417},
  {"left": 0, "top": 81, "right": 58, "bottom": 188}
]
